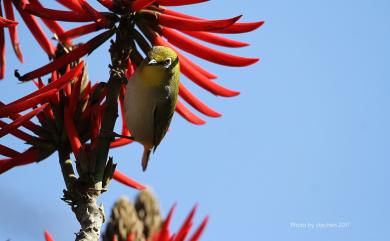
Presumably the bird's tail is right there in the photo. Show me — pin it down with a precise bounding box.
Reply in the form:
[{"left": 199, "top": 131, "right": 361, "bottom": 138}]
[{"left": 141, "top": 147, "right": 152, "bottom": 171}]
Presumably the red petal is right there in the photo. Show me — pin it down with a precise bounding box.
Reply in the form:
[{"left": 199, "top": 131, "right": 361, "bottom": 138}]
[
  {"left": 212, "top": 21, "right": 265, "bottom": 34},
  {"left": 179, "top": 83, "right": 221, "bottom": 117},
  {"left": 160, "top": 204, "right": 176, "bottom": 241},
  {"left": 112, "top": 234, "right": 118, "bottom": 241},
  {"left": 69, "top": 70, "right": 83, "bottom": 114},
  {"left": 0, "top": 144, "right": 20, "bottom": 158},
  {"left": 181, "top": 30, "right": 248, "bottom": 48},
  {"left": 0, "top": 10, "right": 5, "bottom": 80},
  {"left": 160, "top": 8, "right": 199, "bottom": 20},
  {"left": 0, "top": 103, "right": 48, "bottom": 138},
  {"left": 44, "top": 230, "right": 55, "bottom": 241},
  {"left": 126, "top": 233, "right": 135, "bottom": 241},
  {"left": 156, "top": 0, "right": 208, "bottom": 6},
  {"left": 110, "top": 138, "right": 133, "bottom": 148},
  {"left": 23, "top": 3, "right": 95, "bottom": 22},
  {"left": 55, "top": 0, "right": 83, "bottom": 12},
  {"left": 3, "top": 0, "right": 23, "bottom": 62},
  {"left": 161, "top": 8, "right": 264, "bottom": 34},
  {"left": 0, "top": 16, "right": 17, "bottom": 27},
  {"left": 174, "top": 48, "right": 217, "bottom": 79},
  {"left": 175, "top": 100, "right": 205, "bottom": 125},
  {"left": 150, "top": 12, "right": 241, "bottom": 31},
  {"left": 126, "top": 59, "right": 135, "bottom": 79},
  {"left": 12, "top": 61, "right": 84, "bottom": 106},
  {"left": 58, "top": 22, "right": 101, "bottom": 41},
  {"left": 119, "top": 90, "right": 131, "bottom": 136},
  {"left": 15, "top": 6, "right": 55, "bottom": 57},
  {"left": 188, "top": 216, "right": 209, "bottom": 241},
  {"left": 1, "top": 100, "right": 45, "bottom": 133},
  {"left": 97, "top": 0, "right": 114, "bottom": 10},
  {"left": 78, "top": 0, "right": 111, "bottom": 27},
  {"left": 175, "top": 205, "right": 198, "bottom": 241},
  {"left": 161, "top": 27, "right": 259, "bottom": 67},
  {"left": 132, "top": 0, "right": 156, "bottom": 12},
  {"left": 113, "top": 170, "right": 146, "bottom": 190},
  {"left": 0, "top": 120, "right": 34, "bottom": 142},
  {"left": 64, "top": 106, "right": 82, "bottom": 157},
  {"left": 17, "top": 28, "right": 113, "bottom": 81},
  {"left": 28, "top": 0, "right": 67, "bottom": 38},
  {"left": 0, "top": 147, "right": 40, "bottom": 174},
  {"left": 0, "top": 89, "right": 56, "bottom": 118},
  {"left": 154, "top": 35, "right": 239, "bottom": 96}
]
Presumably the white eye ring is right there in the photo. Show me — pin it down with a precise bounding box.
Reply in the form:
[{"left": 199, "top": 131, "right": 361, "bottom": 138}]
[
  {"left": 148, "top": 59, "right": 157, "bottom": 65},
  {"left": 163, "top": 58, "right": 172, "bottom": 68}
]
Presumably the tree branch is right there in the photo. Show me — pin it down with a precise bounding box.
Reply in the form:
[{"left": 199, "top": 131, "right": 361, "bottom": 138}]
[{"left": 58, "top": 14, "right": 134, "bottom": 241}]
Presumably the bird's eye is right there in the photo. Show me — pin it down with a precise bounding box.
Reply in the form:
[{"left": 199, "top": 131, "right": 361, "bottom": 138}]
[{"left": 163, "top": 58, "right": 172, "bottom": 68}]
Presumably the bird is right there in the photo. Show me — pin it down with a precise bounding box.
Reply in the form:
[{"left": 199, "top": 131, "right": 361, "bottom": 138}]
[{"left": 124, "top": 46, "right": 180, "bottom": 171}]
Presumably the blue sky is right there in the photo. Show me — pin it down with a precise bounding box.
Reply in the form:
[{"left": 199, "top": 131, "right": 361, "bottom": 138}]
[{"left": 0, "top": 0, "right": 389, "bottom": 241}]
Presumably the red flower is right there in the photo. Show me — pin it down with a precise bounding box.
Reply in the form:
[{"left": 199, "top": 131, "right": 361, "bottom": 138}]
[
  {"left": 0, "top": 0, "right": 262, "bottom": 187},
  {"left": 3, "top": 0, "right": 262, "bottom": 124}
]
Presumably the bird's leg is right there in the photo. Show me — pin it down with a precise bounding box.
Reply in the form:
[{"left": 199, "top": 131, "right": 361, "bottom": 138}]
[{"left": 99, "top": 129, "right": 134, "bottom": 140}]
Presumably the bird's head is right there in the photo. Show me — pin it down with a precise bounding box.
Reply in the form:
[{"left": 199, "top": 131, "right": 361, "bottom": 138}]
[
  {"left": 139, "top": 46, "right": 180, "bottom": 86},
  {"left": 146, "top": 46, "right": 179, "bottom": 71}
]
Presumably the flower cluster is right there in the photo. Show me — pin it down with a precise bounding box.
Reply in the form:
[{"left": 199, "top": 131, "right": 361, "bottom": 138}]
[
  {"left": 0, "top": 1, "right": 262, "bottom": 240},
  {"left": 0, "top": 0, "right": 262, "bottom": 177}
]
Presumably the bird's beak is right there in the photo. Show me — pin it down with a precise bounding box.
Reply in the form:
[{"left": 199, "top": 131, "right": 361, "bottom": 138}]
[{"left": 148, "top": 59, "right": 158, "bottom": 66}]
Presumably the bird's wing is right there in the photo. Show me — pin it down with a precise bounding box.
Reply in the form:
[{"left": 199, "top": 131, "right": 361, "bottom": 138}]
[{"left": 152, "top": 93, "right": 175, "bottom": 152}]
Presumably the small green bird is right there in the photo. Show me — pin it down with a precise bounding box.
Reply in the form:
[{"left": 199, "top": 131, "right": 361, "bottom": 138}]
[{"left": 124, "top": 46, "right": 180, "bottom": 171}]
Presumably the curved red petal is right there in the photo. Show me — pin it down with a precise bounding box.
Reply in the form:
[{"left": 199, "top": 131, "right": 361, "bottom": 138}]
[
  {"left": 59, "top": 22, "right": 102, "bottom": 41},
  {"left": 15, "top": 6, "right": 55, "bottom": 57},
  {"left": 1, "top": 101, "right": 46, "bottom": 136},
  {"left": 44, "top": 230, "right": 55, "bottom": 241},
  {"left": 181, "top": 30, "right": 249, "bottom": 48},
  {"left": 0, "top": 147, "right": 40, "bottom": 174},
  {"left": 17, "top": 29, "right": 113, "bottom": 81},
  {"left": 161, "top": 27, "right": 259, "bottom": 67},
  {"left": 64, "top": 106, "right": 82, "bottom": 157},
  {"left": 161, "top": 8, "right": 264, "bottom": 34},
  {"left": 97, "top": 0, "right": 114, "bottom": 10},
  {"left": 0, "top": 103, "right": 48, "bottom": 138},
  {"left": 0, "top": 16, "right": 17, "bottom": 27},
  {"left": 0, "top": 144, "right": 20, "bottom": 158},
  {"left": 13, "top": 61, "right": 84, "bottom": 104},
  {"left": 160, "top": 8, "right": 199, "bottom": 20},
  {"left": 188, "top": 216, "right": 209, "bottom": 241},
  {"left": 113, "top": 170, "right": 146, "bottom": 190},
  {"left": 175, "top": 100, "right": 206, "bottom": 125},
  {"left": 212, "top": 21, "right": 265, "bottom": 34},
  {"left": 151, "top": 13, "right": 241, "bottom": 31},
  {"left": 175, "top": 205, "right": 198, "bottom": 241},
  {"left": 3, "top": 0, "right": 23, "bottom": 62},
  {"left": 179, "top": 83, "right": 221, "bottom": 117},
  {"left": 154, "top": 36, "right": 239, "bottom": 96},
  {"left": 0, "top": 89, "right": 56, "bottom": 118},
  {"left": 28, "top": 0, "right": 71, "bottom": 46},
  {"left": 110, "top": 138, "right": 133, "bottom": 148},
  {"left": 0, "top": 15, "right": 5, "bottom": 80},
  {"left": 56, "top": 0, "right": 83, "bottom": 12},
  {"left": 23, "top": 3, "right": 95, "bottom": 22},
  {"left": 132, "top": 0, "right": 156, "bottom": 12},
  {"left": 160, "top": 204, "right": 176, "bottom": 241},
  {"left": 157, "top": 0, "right": 209, "bottom": 6},
  {"left": 0, "top": 120, "right": 34, "bottom": 142},
  {"left": 173, "top": 47, "right": 217, "bottom": 79}
]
